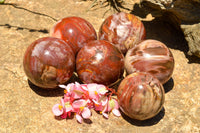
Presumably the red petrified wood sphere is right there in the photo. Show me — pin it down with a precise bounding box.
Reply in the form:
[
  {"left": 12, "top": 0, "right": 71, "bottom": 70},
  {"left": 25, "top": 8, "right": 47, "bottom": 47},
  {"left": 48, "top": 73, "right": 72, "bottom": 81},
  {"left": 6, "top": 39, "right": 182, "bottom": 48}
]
[
  {"left": 76, "top": 40, "right": 124, "bottom": 86},
  {"left": 117, "top": 72, "right": 165, "bottom": 120},
  {"left": 99, "top": 12, "right": 146, "bottom": 54},
  {"left": 125, "top": 39, "right": 174, "bottom": 84},
  {"left": 23, "top": 37, "right": 75, "bottom": 89},
  {"left": 50, "top": 16, "right": 97, "bottom": 54}
]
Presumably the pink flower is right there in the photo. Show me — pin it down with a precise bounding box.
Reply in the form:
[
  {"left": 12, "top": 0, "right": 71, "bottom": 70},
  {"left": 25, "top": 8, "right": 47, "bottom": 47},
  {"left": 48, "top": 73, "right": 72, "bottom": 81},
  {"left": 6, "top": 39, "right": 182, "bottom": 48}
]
[
  {"left": 75, "top": 107, "right": 91, "bottom": 123},
  {"left": 60, "top": 101, "right": 73, "bottom": 119},
  {"left": 72, "top": 99, "right": 92, "bottom": 123},
  {"left": 53, "top": 82, "right": 121, "bottom": 123},
  {"left": 52, "top": 104, "right": 63, "bottom": 117},
  {"left": 60, "top": 82, "right": 89, "bottom": 101},
  {"left": 87, "top": 83, "right": 108, "bottom": 100},
  {"left": 92, "top": 95, "right": 108, "bottom": 111},
  {"left": 52, "top": 98, "right": 73, "bottom": 119},
  {"left": 101, "top": 97, "right": 121, "bottom": 118}
]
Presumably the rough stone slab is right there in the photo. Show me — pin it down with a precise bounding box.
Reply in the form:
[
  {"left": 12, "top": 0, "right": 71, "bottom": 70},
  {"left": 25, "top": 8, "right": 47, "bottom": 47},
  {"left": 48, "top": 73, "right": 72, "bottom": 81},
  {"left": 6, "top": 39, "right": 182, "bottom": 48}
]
[
  {"left": 181, "top": 23, "right": 200, "bottom": 57},
  {"left": 139, "top": 0, "right": 200, "bottom": 57}
]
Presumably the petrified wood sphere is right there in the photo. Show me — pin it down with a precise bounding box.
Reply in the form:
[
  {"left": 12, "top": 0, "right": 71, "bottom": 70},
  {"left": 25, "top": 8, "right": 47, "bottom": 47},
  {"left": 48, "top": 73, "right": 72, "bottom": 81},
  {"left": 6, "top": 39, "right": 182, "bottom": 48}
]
[
  {"left": 23, "top": 37, "right": 75, "bottom": 89},
  {"left": 117, "top": 72, "right": 165, "bottom": 120},
  {"left": 99, "top": 12, "right": 146, "bottom": 54},
  {"left": 125, "top": 39, "right": 174, "bottom": 84},
  {"left": 50, "top": 16, "right": 97, "bottom": 54},
  {"left": 76, "top": 40, "right": 124, "bottom": 86}
]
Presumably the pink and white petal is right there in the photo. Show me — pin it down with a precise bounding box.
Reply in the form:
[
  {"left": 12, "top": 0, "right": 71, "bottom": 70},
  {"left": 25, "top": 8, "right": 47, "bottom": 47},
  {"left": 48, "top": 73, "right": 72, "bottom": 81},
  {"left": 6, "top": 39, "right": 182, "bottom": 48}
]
[
  {"left": 75, "top": 82, "right": 80, "bottom": 85},
  {"left": 82, "top": 107, "right": 91, "bottom": 119},
  {"left": 73, "top": 84, "right": 87, "bottom": 99},
  {"left": 112, "top": 109, "right": 121, "bottom": 117},
  {"left": 100, "top": 96, "right": 108, "bottom": 106},
  {"left": 91, "top": 99, "right": 102, "bottom": 111},
  {"left": 63, "top": 96, "right": 70, "bottom": 103},
  {"left": 65, "top": 106, "right": 73, "bottom": 112},
  {"left": 74, "top": 83, "right": 82, "bottom": 91},
  {"left": 76, "top": 114, "right": 83, "bottom": 123},
  {"left": 72, "top": 90, "right": 84, "bottom": 99},
  {"left": 107, "top": 104, "right": 112, "bottom": 112},
  {"left": 81, "top": 84, "right": 88, "bottom": 91},
  {"left": 90, "top": 94, "right": 99, "bottom": 101},
  {"left": 72, "top": 99, "right": 87, "bottom": 109},
  {"left": 87, "top": 83, "right": 98, "bottom": 89},
  {"left": 52, "top": 104, "right": 63, "bottom": 116},
  {"left": 87, "top": 84, "right": 98, "bottom": 98},
  {"left": 92, "top": 99, "right": 99, "bottom": 104},
  {"left": 58, "top": 84, "right": 67, "bottom": 89},
  {"left": 66, "top": 83, "right": 75, "bottom": 92},
  {"left": 60, "top": 99, "right": 65, "bottom": 106},
  {"left": 102, "top": 104, "right": 109, "bottom": 115},
  {"left": 72, "top": 101, "right": 83, "bottom": 109},
  {"left": 102, "top": 112, "right": 109, "bottom": 119},
  {"left": 97, "top": 85, "right": 108, "bottom": 95}
]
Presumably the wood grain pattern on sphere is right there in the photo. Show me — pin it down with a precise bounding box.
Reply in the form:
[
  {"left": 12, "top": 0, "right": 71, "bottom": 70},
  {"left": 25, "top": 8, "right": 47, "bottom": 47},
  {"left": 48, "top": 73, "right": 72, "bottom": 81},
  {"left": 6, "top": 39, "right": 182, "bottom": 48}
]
[
  {"left": 76, "top": 40, "right": 124, "bottom": 86},
  {"left": 125, "top": 39, "right": 174, "bottom": 84},
  {"left": 50, "top": 17, "right": 97, "bottom": 54},
  {"left": 23, "top": 37, "right": 75, "bottom": 88},
  {"left": 117, "top": 72, "right": 165, "bottom": 120},
  {"left": 99, "top": 12, "right": 146, "bottom": 54}
]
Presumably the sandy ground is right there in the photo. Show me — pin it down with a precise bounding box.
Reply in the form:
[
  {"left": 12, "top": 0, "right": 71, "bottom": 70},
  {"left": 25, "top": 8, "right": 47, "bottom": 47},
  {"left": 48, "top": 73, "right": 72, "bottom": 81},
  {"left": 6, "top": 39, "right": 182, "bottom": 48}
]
[{"left": 0, "top": 0, "right": 200, "bottom": 132}]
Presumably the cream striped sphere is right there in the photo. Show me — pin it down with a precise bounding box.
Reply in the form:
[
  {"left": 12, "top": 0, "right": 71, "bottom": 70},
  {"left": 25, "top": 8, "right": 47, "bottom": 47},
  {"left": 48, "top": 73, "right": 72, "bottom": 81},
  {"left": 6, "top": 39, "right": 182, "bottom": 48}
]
[{"left": 117, "top": 72, "right": 165, "bottom": 120}]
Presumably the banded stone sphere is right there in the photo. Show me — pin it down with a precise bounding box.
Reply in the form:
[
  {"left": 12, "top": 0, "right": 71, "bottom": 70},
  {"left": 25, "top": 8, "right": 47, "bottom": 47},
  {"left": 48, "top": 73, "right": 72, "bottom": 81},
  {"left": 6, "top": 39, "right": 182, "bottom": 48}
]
[
  {"left": 76, "top": 40, "right": 124, "bottom": 86},
  {"left": 50, "top": 16, "right": 97, "bottom": 54},
  {"left": 117, "top": 72, "right": 165, "bottom": 120},
  {"left": 125, "top": 39, "right": 174, "bottom": 84},
  {"left": 99, "top": 12, "right": 146, "bottom": 54},
  {"left": 23, "top": 37, "right": 75, "bottom": 89}
]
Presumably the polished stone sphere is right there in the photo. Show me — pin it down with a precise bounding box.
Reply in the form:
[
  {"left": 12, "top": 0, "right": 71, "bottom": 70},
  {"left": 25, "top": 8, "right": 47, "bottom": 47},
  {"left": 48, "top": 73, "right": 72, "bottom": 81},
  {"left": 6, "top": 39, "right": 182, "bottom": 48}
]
[
  {"left": 117, "top": 72, "right": 165, "bottom": 120},
  {"left": 50, "top": 16, "right": 97, "bottom": 54},
  {"left": 76, "top": 40, "right": 124, "bottom": 86},
  {"left": 23, "top": 37, "right": 75, "bottom": 89},
  {"left": 125, "top": 39, "right": 174, "bottom": 84},
  {"left": 99, "top": 12, "right": 146, "bottom": 54}
]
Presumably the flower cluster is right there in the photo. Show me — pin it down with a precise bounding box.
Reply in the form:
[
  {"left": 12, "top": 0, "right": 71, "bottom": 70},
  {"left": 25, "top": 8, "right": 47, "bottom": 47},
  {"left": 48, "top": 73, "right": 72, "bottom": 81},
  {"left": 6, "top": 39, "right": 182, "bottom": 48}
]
[{"left": 52, "top": 82, "right": 121, "bottom": 123}]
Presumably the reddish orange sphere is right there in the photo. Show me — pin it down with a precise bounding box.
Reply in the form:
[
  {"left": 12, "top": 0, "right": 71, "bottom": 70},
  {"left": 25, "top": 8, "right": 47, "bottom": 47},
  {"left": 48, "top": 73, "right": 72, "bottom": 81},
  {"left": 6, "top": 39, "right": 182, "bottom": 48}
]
[
  {"left": 99, "top": 12, "right": 146, "bottom": 54},
  {"left": 23, "top": 37, "right": 75, "bottom": 89},
  {"left": 125, "top": 39, "right": 174, "bottom": 84},
  {"left": 117, "top": 72, "right": 165, "bottom": 120},
  {"left": 76, "top": 40, "right": 124, "bottom": 86},
  {"left": 50, "top": 17, "right": 97, "bottom": 54}
]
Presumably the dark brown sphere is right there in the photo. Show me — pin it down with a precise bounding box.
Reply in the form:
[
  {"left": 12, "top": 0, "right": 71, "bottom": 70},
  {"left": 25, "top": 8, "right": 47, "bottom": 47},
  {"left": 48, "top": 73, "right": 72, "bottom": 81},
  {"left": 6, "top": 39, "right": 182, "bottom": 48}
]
[
  {"left": 23, "top": 37, "right": 75, "bottom": 89},
  {"left": 125, "top": 39, "right": 174, "bottom": 84},
  {"left": 99, "top": 12, "right": 146, "bottom": 54},
  {"left": 76, "top": 40, "right": 124, "bottom": 86},
  {"left": 50, "top": 16, "right": 97, "bottom": 54},
  {"left": 117, "top": 72, "right": 165, "bottom": 120}
]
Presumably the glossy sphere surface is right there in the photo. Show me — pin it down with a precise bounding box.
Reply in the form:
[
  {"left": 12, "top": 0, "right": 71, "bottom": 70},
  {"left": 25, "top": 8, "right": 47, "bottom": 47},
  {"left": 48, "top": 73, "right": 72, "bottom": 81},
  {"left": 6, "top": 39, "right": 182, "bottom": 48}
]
[
  {"left": 76, "top": 40, "right": 124, "bottom": 86},
  {"left": 50, "top": 17, "right": 97, "bottom": 54},
  {"left": 117, "top": 72, "right": 165, "bottom": 120},
  {"left": 125, "top": 39, "right": 174, "bottom": 84},
  {"left": 23, "top": 37, "right": 75, "bottom": 89},
  {"left": 99, "top": 12, "right": 146, "bottom": 54}
]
